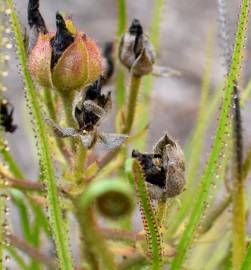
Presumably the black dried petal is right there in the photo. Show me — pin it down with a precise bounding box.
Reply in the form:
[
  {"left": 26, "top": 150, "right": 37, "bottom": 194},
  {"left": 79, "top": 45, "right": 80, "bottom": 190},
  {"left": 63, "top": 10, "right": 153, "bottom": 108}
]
[
  {"left": 50, "top": 12, "right": 74, "bottom": 68},
  {"left": 28, "top": 0, "right": 47, "bottom": 33},
  {"left": 74, "top": 77, "right": 110, "bottom": 131},
  {"left": 0, "top": 101, "right": 17, "bottom": 133},
  {"left": 102, "top": 42, "right": 114, "bottom": 83},
  {"left": 132, "top": 150, "right": 166, "bottom": 188},
  {"left": 84, "top": 77, "right": 108, "bottom": 107},
  {"left": 78, "top": 109, "right": 99, "bottom": 131},
  {"left": 129, "top": 19, "right": 143, "bottom": 36},
  {"left": 129, "top": 19, "right": 143, "bottom": 58}
]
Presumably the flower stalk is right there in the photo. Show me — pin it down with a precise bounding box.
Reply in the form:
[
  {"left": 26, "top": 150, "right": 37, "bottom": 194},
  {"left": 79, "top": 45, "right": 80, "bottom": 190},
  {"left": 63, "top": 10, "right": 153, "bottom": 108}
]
[{"left": 123, "top": 74, "right": 141, "bottom": 134}]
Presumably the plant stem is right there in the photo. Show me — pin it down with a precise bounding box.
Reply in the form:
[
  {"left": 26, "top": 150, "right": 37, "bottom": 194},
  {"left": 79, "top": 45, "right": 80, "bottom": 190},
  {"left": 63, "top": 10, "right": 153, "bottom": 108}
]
[
  {"left": 6, "top": 233, "right": 57, "bottom": 269},
  {"left": 232, "top": 86, "right": 246, "bottom": 270},
  {"left": 156, "top": 199, "right": 167, "bottom": 226},
  {"left": 74, "top": 202, "right": 117, "bottom": 270},
  {"left": 115, "top": 0, "right": 127, "bottom": 113},
  {"left": 123, "top": 75, "right": 141, "bottom": 134},
  {"left": 60, "top": 91, "right": 75, "bottom": 127},
  {"left": 0, "top": 192, "right": 5, "bottom": 270},
  {"left": 74, "top": 140, "right": 87, "bottom": 185},
  {"left": 44, "top": 88, "right": 69, "bottom": 161},
  {"left": 60, "top": 91, "right": 76, "bottom": 151},
  {"left": 199, "top": 195, "right": 231, "bottom": 236}
]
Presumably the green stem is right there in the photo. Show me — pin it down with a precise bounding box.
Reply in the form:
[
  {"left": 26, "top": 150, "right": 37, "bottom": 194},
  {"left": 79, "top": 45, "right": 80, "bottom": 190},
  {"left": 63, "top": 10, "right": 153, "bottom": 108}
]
[
  {"left": 0, "top": 192, "right": 5, "bottom": 270},
  {"left": 44, "top": 88, "right": 70, "bottom": 162},
  {"left": 115, "top": 0, "right": 127, "bottom": 112},
  {"left": 44, "top": 88, "right": 57, "bottom": 122},
  {"left": 116, "top": 67, "right": 126, "bottom": 111},
  {"left": 74, "top": 141, "right": 87, "bottom": 185},
  {"left": 60, "top": 91, "right": 76, "bottom": 151},
  {"left": 156, "top": 199, "right": 167, "bottom": 226},
  {"left": 75, "top": 202, "right": 117, "bottom": 270},
  {"left": 199, "top": 195, "right": 231, "bottom": 236},
  {"left": 123, "top": 75, "right": 141, "bottom": 134},
  {"left": 60, "top": 92, "right": 75, "bottom": 127},
  {"left": 232, "top": 181, "right": 246, "bottom": 270}
]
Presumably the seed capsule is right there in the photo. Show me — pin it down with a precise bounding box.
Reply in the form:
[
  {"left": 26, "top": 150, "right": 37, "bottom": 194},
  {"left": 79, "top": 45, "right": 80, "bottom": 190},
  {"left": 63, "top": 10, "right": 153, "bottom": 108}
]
[
  {"left": 28, "top": 1, "right": 103, "bottom": 92},
  {"left": 132, "top": 134, "right": 186, "bottom": 199},
  {"left": 47, "top": 77, "right": 127, "bottom": 150},
  {"left": 119, "top": 19, "right": 155, "bottom": 76}
]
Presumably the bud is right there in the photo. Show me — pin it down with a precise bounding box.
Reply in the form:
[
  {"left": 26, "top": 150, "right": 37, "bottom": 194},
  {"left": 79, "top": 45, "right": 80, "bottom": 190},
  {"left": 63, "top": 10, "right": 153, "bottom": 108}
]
[
  {"left": 132, "top": 134, "right": 186, "bottom": 200},
  {"left": 28, "top": 1, "right": 103, "bottom": 92},
  {"left": 119, "top": 19, "right": 155, "bottom": 76}
]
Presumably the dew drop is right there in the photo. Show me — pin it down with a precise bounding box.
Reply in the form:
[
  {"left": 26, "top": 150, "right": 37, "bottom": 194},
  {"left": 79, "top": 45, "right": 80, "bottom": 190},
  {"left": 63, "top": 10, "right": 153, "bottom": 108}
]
[
  {"left": 2, "top": 71, "right": 8, "bottom": 77},
  {"left": 5, "top": 43, "right": 12, "bottom": 49},
  {"left": 5, "top": 28, "right": 11, "bottom": 34},
  {"left": 5, "top": 255, "right": 10, "bottom": 263},
  {"left": 5, "top": 9, "right": 11, "bottom": 15}
]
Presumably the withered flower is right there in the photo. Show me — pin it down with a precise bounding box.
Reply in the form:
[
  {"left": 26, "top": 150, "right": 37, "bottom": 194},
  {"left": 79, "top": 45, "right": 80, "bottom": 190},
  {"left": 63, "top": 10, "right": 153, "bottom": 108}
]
[
  {"left": 28, "top": 0, "right": 103, "bottom": 92},
  {"left": 119, "top": 19, "right": 155, "bottom": 76},
  {"left": 0, "top": 99, "right": 17, "bottom": 133},
  {"left": 47, "top": 77, "right": 127, "bottom": 149},
  {"left": 132, "top": 134, "right": 185, "bottom": 199},
  {"left": 102, "top": 42, "right": 114, "bottom": 84}
]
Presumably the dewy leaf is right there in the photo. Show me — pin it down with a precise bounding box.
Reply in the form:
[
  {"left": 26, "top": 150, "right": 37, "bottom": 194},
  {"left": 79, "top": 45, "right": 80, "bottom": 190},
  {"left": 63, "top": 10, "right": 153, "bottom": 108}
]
[
  {"left": 170, "top": 0, "right": 250, "bottom": 269},
  {"left": 218, "top": 0, "right": 247, "bottom": 268},
  {"left": 6, "top": 1, "right": 73, "bottom": 269},
  {"left": 132, "top": 160, "right": 162, "bottom": 270}
]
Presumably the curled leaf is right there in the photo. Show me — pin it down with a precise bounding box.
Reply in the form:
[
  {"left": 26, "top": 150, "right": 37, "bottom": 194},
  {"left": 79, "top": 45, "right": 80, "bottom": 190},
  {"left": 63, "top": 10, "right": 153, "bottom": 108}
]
[{"left": 78, "top": 178, "right": 134, "bottom": 219}]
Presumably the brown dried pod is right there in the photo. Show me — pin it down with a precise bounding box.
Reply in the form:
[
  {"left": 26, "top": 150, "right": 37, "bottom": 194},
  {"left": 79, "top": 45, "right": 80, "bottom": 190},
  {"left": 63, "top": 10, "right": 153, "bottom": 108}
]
[
  {"left": 46, "top": 77, "right": 127, "bottom": 150},
  {"left": 119, "top": 19, "right": 155, "bottom": 76},
  {"left": 132, "top": 134, "right": 186, "bottom": 200}
]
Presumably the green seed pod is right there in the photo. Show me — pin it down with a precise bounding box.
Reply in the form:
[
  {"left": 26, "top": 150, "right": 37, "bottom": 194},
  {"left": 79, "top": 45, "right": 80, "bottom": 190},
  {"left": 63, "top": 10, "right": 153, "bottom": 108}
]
[{"left": 28, "top": 9, "right": 103, "bottom": 92}]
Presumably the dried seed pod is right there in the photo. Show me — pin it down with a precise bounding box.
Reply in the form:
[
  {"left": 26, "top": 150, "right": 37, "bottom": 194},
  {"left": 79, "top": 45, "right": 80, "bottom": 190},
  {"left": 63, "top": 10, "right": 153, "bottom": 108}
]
[
  {"left": 132, "top": 134, "right": 186, "bottom": 199},
  {"left": 73, "top": 76, "right": 111, "bottom": 131},
  {"left": 46, "top": 77, "right": 127, "bottom": 150},
  {"left": 28, "top": 1, "right": 103, "bottom": 92},
  {"left": 119, "top": 19, "right": 155, "bottom": 76},
  {"left": 0, "top": 99, "right": 17, "bottom": 133}
]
